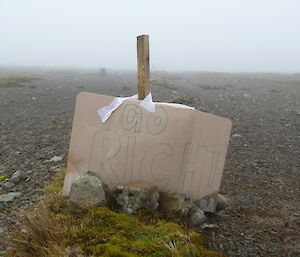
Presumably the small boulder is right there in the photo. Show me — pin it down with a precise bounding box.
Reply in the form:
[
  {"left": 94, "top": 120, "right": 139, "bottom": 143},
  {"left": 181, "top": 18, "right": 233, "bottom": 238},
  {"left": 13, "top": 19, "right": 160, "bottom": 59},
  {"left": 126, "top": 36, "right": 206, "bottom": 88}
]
[
  {"left": 69, "top": 173, "right": 106, "bottom": 209},
  {"left": 0, "top": 192, "right": 22, "bottom": 202},
  {"left": 187, "top": 205, "right": 207, "bottom": 226},
  {"left": 195, "top": 195, "right": 216, "bottom": 213},
  {"left": 160, "top": 191, "right": 193, "bottom": 218},
  {"left": 216, "top": 193, "right": 230, "bottom": 211},
  {"left": 113, "top": 181, "right": 159, "bottom": 215},
  {"left": 195, "top": 193, "right": 230, "bottom": 213},
  {"left": 10, "top": 170, "right": 27, "bottom": 183}
]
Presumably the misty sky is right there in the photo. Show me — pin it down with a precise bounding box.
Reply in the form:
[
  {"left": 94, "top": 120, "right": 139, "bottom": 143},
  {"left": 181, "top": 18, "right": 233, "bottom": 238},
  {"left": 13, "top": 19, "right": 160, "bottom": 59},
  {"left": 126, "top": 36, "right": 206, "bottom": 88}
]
[{"left": 0, "top": 0, "right": 299, "bottom": 72}]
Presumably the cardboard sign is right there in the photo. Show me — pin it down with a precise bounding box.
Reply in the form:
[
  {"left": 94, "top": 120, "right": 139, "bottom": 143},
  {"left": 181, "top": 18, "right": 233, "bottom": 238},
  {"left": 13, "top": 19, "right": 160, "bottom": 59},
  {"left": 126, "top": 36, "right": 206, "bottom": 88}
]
[{"left": 63, "top": 92, "right": 232, "bottom": 208}]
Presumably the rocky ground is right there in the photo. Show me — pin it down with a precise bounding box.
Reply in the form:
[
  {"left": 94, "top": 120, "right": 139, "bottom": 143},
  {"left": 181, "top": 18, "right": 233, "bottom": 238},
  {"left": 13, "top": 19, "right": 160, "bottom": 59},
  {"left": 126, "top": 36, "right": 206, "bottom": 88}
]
[{"left": 0, "top": 67, "right": 299, "bottom": 256}]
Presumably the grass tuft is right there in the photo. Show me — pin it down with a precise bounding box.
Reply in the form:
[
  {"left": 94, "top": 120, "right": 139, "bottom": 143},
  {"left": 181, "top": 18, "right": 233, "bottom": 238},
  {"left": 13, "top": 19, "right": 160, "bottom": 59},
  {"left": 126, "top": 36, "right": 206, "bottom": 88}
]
[{"left": 0, "top": 74, "right": 40, "bottom": 87}]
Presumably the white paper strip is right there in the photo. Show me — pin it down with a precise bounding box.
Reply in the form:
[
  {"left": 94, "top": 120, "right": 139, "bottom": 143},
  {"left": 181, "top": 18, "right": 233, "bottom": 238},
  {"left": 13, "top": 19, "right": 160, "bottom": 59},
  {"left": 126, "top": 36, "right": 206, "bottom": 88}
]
[{"left": 97, "top": 93, "right": 156, "bottom": 123}]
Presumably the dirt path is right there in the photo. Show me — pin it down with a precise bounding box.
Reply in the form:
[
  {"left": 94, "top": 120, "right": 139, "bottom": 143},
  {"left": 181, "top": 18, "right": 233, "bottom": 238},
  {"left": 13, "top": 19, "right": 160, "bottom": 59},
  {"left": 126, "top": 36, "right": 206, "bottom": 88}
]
[{"left": 0, "top": 68, "right": 299, "bottom": 256}]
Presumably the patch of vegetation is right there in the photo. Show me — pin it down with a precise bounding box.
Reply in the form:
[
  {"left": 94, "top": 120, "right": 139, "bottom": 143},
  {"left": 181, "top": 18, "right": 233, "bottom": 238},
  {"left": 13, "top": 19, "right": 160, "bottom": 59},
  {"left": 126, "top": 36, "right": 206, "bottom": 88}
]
[
  {"left": 199, "top": 85, "right": 221, "bottom": 90},
  {"left": 0, "top": 174, "right": 10, "bottom": 182},
  {"left": 192, "top": 72, "right": 233, "bottom": 79},
  {"left": 46, "top": 69, "right": 80, "bottom": 75},
  {"left": 0, "top": 74, "right": 40, "bottom": 87},
  {"left": 168, "top": 97, "right": 195, "bottom": 107},
  {"left": 151, "top": 79, "right": 173, "bottom": 88},
  {"left": 223, "top": 84, "right": 233, "bottom": 88},
  {"left": 4, "top": 170, "right": 226, "bottom": 257},
  {"left": 237, "top": 78, "right": 300, "bottom": 86},
  {"left": 151, "top": 72, "right": 181, "bottom": 80},
  {"left": 237, "top": 88, "right": 251, "bottom": 91},
  {"left": 270, "top": 89, "right": 282, "bottom": 93},
  {"left": 122, "top": 86, "right": 130, "bottom": 91}
]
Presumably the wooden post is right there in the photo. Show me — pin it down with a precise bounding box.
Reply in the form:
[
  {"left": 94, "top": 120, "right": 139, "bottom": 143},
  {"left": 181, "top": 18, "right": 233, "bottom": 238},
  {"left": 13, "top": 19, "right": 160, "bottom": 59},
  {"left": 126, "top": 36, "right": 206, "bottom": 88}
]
[{"left": 137, "top": 35, "right": 150, "bottom": 100}]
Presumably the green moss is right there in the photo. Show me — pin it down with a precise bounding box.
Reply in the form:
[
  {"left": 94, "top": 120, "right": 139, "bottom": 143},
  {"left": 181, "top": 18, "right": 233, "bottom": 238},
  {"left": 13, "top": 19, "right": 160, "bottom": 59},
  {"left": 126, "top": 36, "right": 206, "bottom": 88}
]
[
  {"left": 6, "top": 169, "right": 227, "bottom": 257},
  {"left": 56, "top": 207, "right": 225, "bottom": 257},
  {"left": 199, "top": 85, "right": 221, "bottom": 90},
  {"left": 168, "top": 97, "right": 195, "bottom": 106},
  {"left": 0, "top": 174, "right": 10, "bottom": 182},
  {"left": 150, "top": 79, "right": 173, "bottom": 88}
]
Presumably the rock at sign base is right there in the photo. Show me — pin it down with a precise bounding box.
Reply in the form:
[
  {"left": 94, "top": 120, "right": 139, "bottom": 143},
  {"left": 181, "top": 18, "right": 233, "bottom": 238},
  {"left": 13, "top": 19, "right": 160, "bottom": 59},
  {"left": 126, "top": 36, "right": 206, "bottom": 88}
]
[
  {"left": 159, "top": 191, "right": 194, "bottom": 217},
  {"left": 113, "top": 181, "right": 159, "bottom": 215},
  {"left": 187, "top": 205, "right": 207, "bottom": 226},
  {"left": 216, "top": 193, "right": 230, "bottom": 211},
  {"left": 195, "top": 193, "right": 230, "bottom": 213},
  {"left": 69, "top": 173, "right": 106, "bottom": 209}
]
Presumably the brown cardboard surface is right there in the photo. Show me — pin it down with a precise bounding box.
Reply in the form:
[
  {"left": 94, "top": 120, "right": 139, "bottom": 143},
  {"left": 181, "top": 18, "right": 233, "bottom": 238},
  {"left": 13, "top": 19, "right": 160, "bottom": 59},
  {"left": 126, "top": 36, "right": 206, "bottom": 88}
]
[{"left": 63, "top": 92, "right": 232, "bottom": 205}]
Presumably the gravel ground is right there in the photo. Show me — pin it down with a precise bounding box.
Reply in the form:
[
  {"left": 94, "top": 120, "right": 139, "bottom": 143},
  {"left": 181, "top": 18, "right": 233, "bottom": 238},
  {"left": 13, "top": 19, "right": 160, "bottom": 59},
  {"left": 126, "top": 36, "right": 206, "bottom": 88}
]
[{"left": 0, "top": 67, "right": 299, "bottom": 256}]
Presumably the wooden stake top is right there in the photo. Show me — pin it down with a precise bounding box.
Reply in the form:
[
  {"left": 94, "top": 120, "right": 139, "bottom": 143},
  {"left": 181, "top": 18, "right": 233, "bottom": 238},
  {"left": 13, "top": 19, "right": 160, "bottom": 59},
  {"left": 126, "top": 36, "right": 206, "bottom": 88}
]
[{"left": 137, "top": 35, "right": 150, "bottom": 100}]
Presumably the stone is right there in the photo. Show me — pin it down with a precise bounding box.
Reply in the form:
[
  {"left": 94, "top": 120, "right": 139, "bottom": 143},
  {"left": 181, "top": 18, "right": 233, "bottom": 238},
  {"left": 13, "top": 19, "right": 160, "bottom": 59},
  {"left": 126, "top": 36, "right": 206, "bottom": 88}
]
[
  {"left": 50, "top": 166, "right": 61, "bottom": 172},
  {"left": 10, "top": 170, "right": 27, "bottom": 183},
  {"left": 50, "top": 155, "right": 64, "bottom": 162},
  {"left": 201, "top": 223, "right": 219, "bottom": 230},
  {"left": 216, "top": 193, "right": 230, "bottom": 211},
  {"left": 69, "top": 173, "right": 106, "bottom": 209},
  {"left": 187, "top": 205, "right": 207, "bottom": 226},
  {"left": 232, "top": 134, "right": 242, "bottom": 138},
  {"left": 113, "top": 181, "right": 159, "bottom": 215},
  {"left": 0, "top": 227, "right": 6, "bottom": 234},
  {"left": 0, "top": 192, "right": 22, "bottom": 202},
  {"left": 195, "top": 195, "right": 216, "bottom": 213},
  {"left": 160, "top": 191, "right": 193, "bottom": 217},
  {"left": 243, "top": 93, "right": 251, "bottom": 99}
]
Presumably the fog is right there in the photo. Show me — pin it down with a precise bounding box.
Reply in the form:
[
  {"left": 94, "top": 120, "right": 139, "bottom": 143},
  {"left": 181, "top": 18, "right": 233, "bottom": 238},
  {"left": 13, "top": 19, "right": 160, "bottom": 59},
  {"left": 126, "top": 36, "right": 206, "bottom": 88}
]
[{"left": 0, "top": 0, "right": 299, "bottom": 72}]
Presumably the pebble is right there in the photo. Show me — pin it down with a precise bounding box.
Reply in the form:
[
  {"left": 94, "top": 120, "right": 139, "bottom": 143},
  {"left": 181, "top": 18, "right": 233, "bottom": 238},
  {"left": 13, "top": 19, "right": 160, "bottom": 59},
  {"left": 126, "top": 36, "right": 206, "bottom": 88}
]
[
  {"left": 10, "top": 170, "right": 27, "bottom": 183},
  {"left": 243, "top": 93, "right": 251, "bottom": 99},
  {"left": 202, "top": 223, "right": 219, "bottom": 229},
  {"left": 232, "top": 134, "right": 242, "bottom": 138},
  {"left": 50, "top": 156, "right": 64, "bottom": 162},
  {"left": 50, "top": 166, "right": 61, "bottom": 171},
  {"left": 0, "top": 227, "right": 6, "bottom": 234}
]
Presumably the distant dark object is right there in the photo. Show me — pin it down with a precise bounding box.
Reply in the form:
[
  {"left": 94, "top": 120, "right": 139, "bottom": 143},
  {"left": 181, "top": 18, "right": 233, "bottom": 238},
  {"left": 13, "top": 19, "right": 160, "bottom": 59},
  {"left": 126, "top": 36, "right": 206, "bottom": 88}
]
[{"left": 99, "top": 68, "right": 108, "bottom": 76}]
